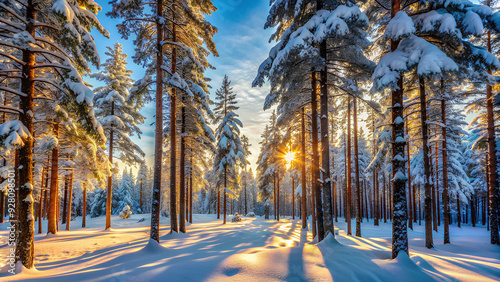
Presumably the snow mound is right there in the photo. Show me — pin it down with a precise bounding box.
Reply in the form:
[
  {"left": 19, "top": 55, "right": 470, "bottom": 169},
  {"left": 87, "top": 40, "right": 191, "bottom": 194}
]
[{"left": 140, "top": 238, "right": 168, "bottom": 254}]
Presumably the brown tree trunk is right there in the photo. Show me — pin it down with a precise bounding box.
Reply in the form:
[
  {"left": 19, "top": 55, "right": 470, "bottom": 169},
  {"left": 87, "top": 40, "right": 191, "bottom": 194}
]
[
  {"left": 383, "top": 174, "right": 387, "bottom": 223},
  {"left": 217, "top": 187, "right": 220, "bottom": 219},
  {"left": 106, "top": 101, "right": 114, "bottom": 230},
  {"left": 48, "top": 123, "right": 59, "bottom": 234},
  {"left": 432, "top": 140, "right": 438, "bottom": 232},
  {"left": 407, "top": 121, "right": 413, "bottom": 230},
  {"left": 139, "top": 179, "right": 143, "bottom": 212},
  {"left": 301, "top": 108, "right": 307, "bottom": 229},
  {"left": 62, "top": 175, "right": 68, "bottom": 225},
  {"left": 277, "top": 170, "right": 280, "bottom": 221},
  {"left": 311, "top": 72, "right": 324, "bottom": 240},
  {"left": 38, "top": 166, "right": 45, "bottom": 233},
  {"left": 347, "top": 97, "right": 352, "bottom": 234},
  {"left": 223, "top": 167, "right": 227, "bottom": 224},
  {"left": 179, "top": 95, "right": 186, "bottom": 233},
  {"left": 354, "top": 97, "right": 361, "bottom": 237},
  {"left": 457, "top": 194, "right": 461, "bottom": 228},
  {"left": 435, "top": 138, "right": 440, "bottom": 227},
  {"left": 420, "top": 77, "right": 433, "bottom": 249},
  {"left": 151, "top": 0, "right": 166, "bottom": 241},
  {"left": 189, "top": 156, "right": 193, "bottom": 224},
  {"left": 292, "top": 177, "right": 295, "bottom": 219},
  {"left": 441, "top": 91, "right": 450, "bottom": 243},
  {"left": 16, "top": 0, "right": 36, "bottom": 267},
  {"left": 486, "top": 28, "right": 499, "bottom": 244},
  {"left": 82, "top": 184, "right": 87, "bottom": 228},
  {"left": 66, "top": 170, "right": 73, "bottom": 231}
]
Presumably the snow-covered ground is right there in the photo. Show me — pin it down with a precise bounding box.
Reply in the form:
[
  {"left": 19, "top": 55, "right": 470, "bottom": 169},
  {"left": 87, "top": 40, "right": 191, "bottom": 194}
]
[{"left": 0, "top": 214, "right": 499, "bottom": 281}]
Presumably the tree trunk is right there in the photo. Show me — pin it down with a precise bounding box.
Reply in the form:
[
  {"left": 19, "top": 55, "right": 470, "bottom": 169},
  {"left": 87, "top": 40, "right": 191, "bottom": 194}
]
[
  {"left": 179, "top": 95, "right": 186, "bottom": 233},
  {"left": 389, "top": 0, "right": 409, "bottom": 258},
  {"left": 151, "top": 0, "right": 166, "bottom": 241},
  {"left": 486, "top": 29, "right": 499, "bottom": 244},
  {"left": 436, "top": 139, "right": 440, "bottom": 228},
  {"left": 457, "top": 194, "right": 461, "bottom": 228},
  {"left": 16, "top": 0, "right": 36, "bottom": 268},
  {"left": 217, "top": 187, "right": 220, "bottom": 219},
  {"left": 354, "top": 97, "right": 361, "bottom": 237},
  {"left": 0, "top": 191, "right": 4, "bottom": 224},
  {"left": 420, "top": 77, "right": 433, "bottom": 249},
  {"left": 319, "top": 39, "right": 333, "bottom": 238},
  {"left": 311, "top": 72, "right": 324, "bottom": 241},
  {"left": 301, "top": 108, "right": 307, "bottom": 229},
  {"left": 82, "top": 184, "right": 87, "bottom": 228},
  {"left": 38, "top": 166, "right": 45, "bottom": 234},
  {"left": 292, "top": 177, "right": 295, "bottom": 219},
  {"left": 62, "top": 175, "right": 68, "bottom": 225},
  {"left": 223, "top": 166, "right": 227, "bottom": 224},
  {"left": 244, "top": 170, "right": 248, "bottom": 216},
  {"left": 48, "top": 123, "right": 59, "bottom": 234},
  {"left": 277, "top": 170, "right": 280, "bottom": 221},
  {"left": 431, "top": 141, "right": 438, "bottom": 232},
  {"left": 274, "top": 174, "right": 277, "bottom": 220},
  {"left": 407, "top": 121, "right": 413, "bottom": 230},
  {"left": 139, "top": 179, "right": 143, "bottom": 212},
  {"left": 347, "top": 97, "right": 352, "bottom": 235},
  {"left": 189, "top": 157, "right": 193, "bottom": 223},
  {"left": 441, "top": 91, "right": 450, "bottom": 243},
  {"left": 66, "top": 170, "right": 74, "bottom": 231},
  {"left": 106, "top": 101, "right": 114, "bottom": 230},
  {"left": 383, "top": 173, "right": 387, "bottom": 223}
]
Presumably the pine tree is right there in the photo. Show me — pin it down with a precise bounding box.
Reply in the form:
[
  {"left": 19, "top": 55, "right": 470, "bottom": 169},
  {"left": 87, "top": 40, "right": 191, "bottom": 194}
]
[
  {"left": 91, "top": 42, "right": 145, "bottom": 230},
  {"left": 213, "top": 75, "right": 246, "bottom": 224}
]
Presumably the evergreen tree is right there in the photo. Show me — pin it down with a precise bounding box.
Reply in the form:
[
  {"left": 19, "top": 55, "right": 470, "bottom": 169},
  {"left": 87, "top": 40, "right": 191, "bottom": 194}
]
[
  {"left": 213, "top": 75, "right": 246, "bottom": 224},
  {"left": 91, "top": 42, "right": 145, "bottom": 230}
]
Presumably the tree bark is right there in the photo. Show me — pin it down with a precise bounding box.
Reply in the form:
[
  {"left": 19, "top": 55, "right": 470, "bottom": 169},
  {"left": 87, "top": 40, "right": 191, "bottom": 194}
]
[
  {"left": 301, "top": 108, "right": 307, "bottom": 229},
  {"left": 407, "top": 121, "right": 413, "bottom": 230},
  {"left": 457, "top": 194, "right": 461, "bottom": 228},
  {"left": 66, "top": 169, "right": 74, "bottom": 231},
  {"left": 62, "top": 175, "right": 68, "bottom": 225},
  {"left": 223, "top": 166, "right": 227, "bottom": 224},
  {"left": 311, "top": 72, "right": 324, "bottom": 241},
  {"left": 319, "top": 35, "right": 333, "bottom": 238},
  {"left": 48, "top": 123, "right": 59, "bottom": 234},
  {"left": 179, "top": 95, "right": 186, "bottom": 233},
  {"left": 217, "top": 186, "right": 220, "bottom": 219},
  {"left": 354, "top": 97, "right": 362, "bottom": 237},
  {"left": 277, "top": 170, "right": 280, "bottom": 221},
  {"left": 38, "top": 166, "right": 45, "bottom": 234},
  {"left": 189, "top": 156, "right": 193, "bottom": 224},
  {"left": 16, "top": 0, "right": 36, "bottom": 267},
  {"left": 106, "top": 101, "right": 114, "bottom": 230},
  {"left": 82, "top": 184, "right": 87, "bottom": 228},
  {"left": 347, "top": 97, "right": 352, "bottom": 235},
  {"left": 151, "top": 0, "right": 166, "bottom": 241},
  {"left": 441, "top": 88, "right": 450, "bottom": 244},
  {"left": 420, "top": 77, "right": 433, "bottom": 249},
  {"left": 486, "top": 28, "right": 499, "bottom": 244}
]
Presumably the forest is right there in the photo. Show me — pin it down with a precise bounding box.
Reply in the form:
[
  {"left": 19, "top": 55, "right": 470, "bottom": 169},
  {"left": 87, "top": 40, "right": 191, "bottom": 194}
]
[{"left": 0, "top": 0, "right": 499, "bottom": 281}]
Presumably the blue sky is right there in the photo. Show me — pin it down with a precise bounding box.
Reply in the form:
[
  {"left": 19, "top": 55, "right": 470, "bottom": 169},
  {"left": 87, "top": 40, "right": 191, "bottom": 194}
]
[{"left": 89, "top": 0, "right": 274, "bottom": 173}]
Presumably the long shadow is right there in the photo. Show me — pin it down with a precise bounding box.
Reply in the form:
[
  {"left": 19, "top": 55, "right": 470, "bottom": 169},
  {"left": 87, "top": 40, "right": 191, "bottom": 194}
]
[{"left": 1, "top": 218, "right": 293, "bottom": 281}]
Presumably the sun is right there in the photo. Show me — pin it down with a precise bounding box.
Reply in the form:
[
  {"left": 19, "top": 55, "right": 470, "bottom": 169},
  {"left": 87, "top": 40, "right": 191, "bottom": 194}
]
[{"left": 283, "top": 151, "right": 295, "bottom": 169}]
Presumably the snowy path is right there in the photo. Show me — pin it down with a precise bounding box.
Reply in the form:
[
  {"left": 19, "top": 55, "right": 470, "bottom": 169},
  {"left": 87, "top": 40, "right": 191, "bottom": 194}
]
[{"left": 0, "top": 214, "right": 499, "bottom": 281}]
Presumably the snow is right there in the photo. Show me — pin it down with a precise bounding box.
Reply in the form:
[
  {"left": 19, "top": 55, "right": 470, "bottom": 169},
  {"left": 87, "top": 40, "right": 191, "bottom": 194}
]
[
  {"left": 52, "top": 0, "right": 75, "bottom": 23},
  {"left": 0, "top": 214, "right": 498, "bottom": 281},
  {"left": 384, "top": 11, "right": 415, "bottom": 40}
]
